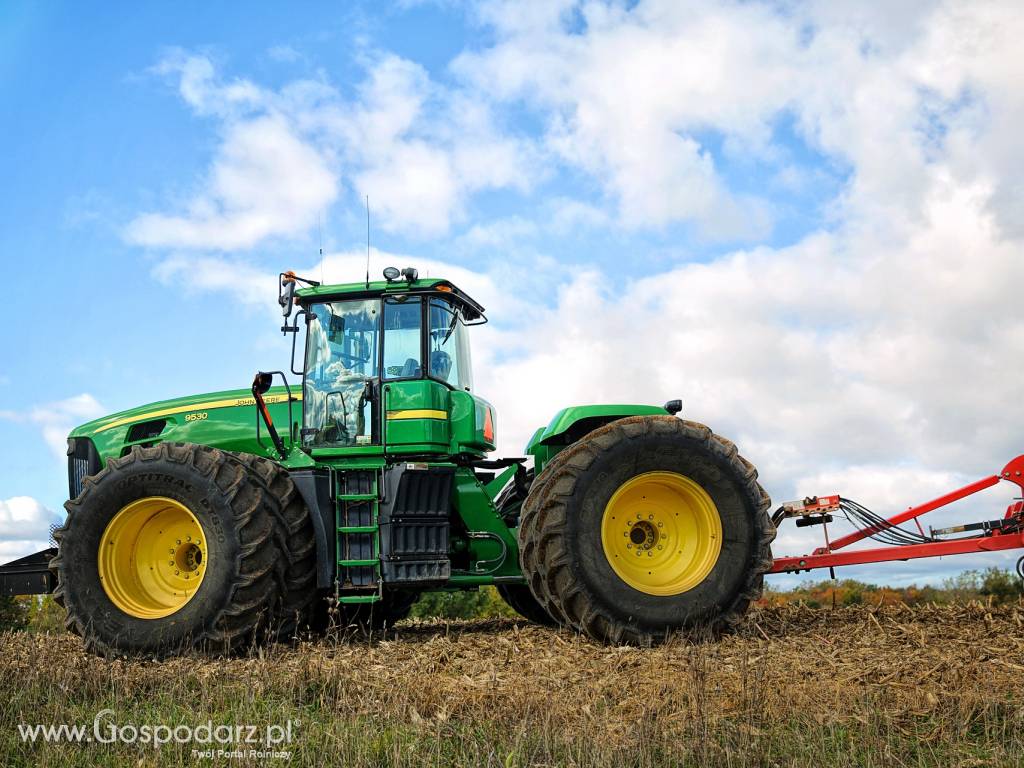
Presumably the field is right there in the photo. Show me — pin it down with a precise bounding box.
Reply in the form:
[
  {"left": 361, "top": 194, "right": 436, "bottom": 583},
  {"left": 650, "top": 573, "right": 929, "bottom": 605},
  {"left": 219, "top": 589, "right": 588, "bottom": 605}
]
[{"left": 1, "top": 600, "right": 1023, "bottom": 767}]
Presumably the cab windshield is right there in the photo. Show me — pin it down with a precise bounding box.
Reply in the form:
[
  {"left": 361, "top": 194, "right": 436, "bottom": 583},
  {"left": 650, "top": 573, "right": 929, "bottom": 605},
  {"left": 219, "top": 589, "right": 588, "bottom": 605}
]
[
  {"left": 302, "top": 294, "right": 473, "bottom": 448},
  {"left": 303, "top": 300, "right": 379, "bottom": 448}
]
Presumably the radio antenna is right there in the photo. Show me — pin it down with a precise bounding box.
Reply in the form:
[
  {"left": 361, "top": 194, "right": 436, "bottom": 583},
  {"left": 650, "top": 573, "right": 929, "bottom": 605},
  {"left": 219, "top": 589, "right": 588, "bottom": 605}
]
[
  {"left": 365, "top": 195, "right": 371, "bottom": 289},
  {"left": 317, "top": 213, "right": 324, "bottom": 285}
]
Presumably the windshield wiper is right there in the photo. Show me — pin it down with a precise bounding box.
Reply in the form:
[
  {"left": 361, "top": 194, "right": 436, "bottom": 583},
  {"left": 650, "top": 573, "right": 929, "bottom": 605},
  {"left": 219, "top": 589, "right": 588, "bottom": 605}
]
[{"left": 442, "top": 311, "right": 459, "bottom": 344}]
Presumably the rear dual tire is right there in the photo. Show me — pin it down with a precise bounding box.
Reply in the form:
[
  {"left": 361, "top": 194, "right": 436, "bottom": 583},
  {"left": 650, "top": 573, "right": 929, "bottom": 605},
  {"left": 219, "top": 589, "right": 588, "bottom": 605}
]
[{"left": 518, "top": 416, "right": 774, "bottom": 644}]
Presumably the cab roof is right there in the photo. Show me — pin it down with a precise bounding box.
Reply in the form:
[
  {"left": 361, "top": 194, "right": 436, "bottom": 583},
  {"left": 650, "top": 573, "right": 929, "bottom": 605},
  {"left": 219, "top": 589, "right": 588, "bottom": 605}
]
[{"left": 295, "top": 275, "right": 486, "bottom": 322}]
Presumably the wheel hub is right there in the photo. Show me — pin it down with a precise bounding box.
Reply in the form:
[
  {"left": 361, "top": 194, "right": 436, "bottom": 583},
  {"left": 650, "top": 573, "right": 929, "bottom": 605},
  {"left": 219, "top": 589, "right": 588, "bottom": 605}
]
[
  {"left": 601, "top": 471, "right": 722, "bottom": 596},
  {"left": 98, "top": 497, "right": 208, "bottom": 619}
]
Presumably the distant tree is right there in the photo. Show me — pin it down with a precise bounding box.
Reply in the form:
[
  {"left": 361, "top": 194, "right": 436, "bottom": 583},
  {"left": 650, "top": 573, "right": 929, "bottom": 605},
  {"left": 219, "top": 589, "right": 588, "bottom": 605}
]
[
  {"left": 409, "top": 586, "right": 517, "bottom": 620},
  {"left": 0, "top": 596, "right": 30, "bottom": 631},
  {"left": 758, "top": 569, "right": 1024, "bottom": 608},
  {"left": 979, "top": 568, "right": 1024, "bottom": 603}
]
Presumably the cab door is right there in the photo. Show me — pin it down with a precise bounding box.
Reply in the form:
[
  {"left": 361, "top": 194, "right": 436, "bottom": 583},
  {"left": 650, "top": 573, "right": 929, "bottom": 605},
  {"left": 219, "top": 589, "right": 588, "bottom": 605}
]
[{"left": 381, "top": 296, "right": 450, "bottom": 453}]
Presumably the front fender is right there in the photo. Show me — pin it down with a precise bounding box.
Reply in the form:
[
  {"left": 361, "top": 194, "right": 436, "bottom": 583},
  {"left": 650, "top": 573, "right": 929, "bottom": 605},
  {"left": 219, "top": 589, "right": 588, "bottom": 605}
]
[{"left": 525, "top": 404, "right": 671, "bottom": 472}]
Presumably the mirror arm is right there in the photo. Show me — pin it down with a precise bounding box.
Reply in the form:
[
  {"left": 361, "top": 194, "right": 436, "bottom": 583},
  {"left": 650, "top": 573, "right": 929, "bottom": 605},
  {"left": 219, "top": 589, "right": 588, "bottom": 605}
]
[{"left": 252, "top": 371, "right": 292, "bottom": 460}]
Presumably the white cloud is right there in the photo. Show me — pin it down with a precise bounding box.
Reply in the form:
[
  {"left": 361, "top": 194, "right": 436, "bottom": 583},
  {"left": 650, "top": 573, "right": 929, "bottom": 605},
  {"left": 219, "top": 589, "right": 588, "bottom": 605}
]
[
  {"left": 335, "top": 54, "right": 533, "bottom": 237},
  {"left": 453, "top": 0, "right": 1024, "bottom": 244},
  {"left": 456, "top": 0, "right": 805, "bottom": 236},
  {"left": 127, "top": 115, "right": 338, "bottom": 250},
  {"left": 0, "top": 496, "right": 61, "bottom": 560},
  {"left": 0, "top": 394, "right": 107, "bottom": 462},
  {"left": 125, "top": 50, "right": 534, "bottom": 247},
  {"left": 34, "top": 394, "right": 107, "bottom": 461}
]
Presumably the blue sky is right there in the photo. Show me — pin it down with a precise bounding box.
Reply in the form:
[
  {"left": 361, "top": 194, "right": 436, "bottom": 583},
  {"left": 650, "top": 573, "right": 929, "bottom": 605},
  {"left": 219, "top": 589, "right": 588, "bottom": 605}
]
[{"left": 2, "top": 1, "right": 1024, "bottom": 588}]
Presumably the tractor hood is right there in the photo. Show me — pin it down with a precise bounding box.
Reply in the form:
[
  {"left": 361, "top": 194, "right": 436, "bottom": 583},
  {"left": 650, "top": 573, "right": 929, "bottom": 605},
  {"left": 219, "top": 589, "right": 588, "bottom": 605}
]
[
  {"left": 68, "top": 386, "right": 297, "bottom": 439},
  {"left": 67, "top": 385, "right": 299, "bottom": 470}
]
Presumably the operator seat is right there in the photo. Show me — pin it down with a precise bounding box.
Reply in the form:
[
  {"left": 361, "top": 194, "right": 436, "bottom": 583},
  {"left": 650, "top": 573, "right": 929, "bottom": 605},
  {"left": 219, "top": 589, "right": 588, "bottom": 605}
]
[{"left": 400, "top": 358, "right": 421, "bottom": 377}]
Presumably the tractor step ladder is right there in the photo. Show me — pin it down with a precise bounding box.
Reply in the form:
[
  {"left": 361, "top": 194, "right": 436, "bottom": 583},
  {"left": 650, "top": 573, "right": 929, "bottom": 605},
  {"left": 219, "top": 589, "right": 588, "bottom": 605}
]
[{"left": 335, "top": 468, "right": 383, "bottom": 604}]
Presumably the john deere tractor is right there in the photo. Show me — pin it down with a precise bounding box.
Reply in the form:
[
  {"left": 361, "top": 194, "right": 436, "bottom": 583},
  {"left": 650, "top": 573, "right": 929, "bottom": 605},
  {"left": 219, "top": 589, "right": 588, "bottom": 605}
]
[{"left": 0, "top": 268, "right": 774, "bottom": 656}]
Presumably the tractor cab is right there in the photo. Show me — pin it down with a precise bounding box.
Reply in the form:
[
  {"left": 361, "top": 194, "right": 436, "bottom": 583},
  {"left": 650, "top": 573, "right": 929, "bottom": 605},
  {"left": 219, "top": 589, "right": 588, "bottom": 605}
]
[{"left": 279, "top": 268, "right": 494, "bottom": 458}]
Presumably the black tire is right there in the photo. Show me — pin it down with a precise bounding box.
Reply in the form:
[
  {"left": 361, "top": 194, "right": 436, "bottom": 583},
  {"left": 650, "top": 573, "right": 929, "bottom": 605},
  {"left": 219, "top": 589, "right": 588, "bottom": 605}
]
[
  {"left": 496, "top": 583, "right": 557, "bottom": 626},
  {"left": 518, "top": 447, "right": 585, "bottom": 626},
  {"left": 490, "top": 468, "right": 558, "bottom": 627},
  {"left": 493, "top": 467, "right": 532, "bottom": 525},
  {"left": 228, "top": 453, "right": 317, "bottom": 641},
  {"left": 51, "top": 443, "right": 285, "bottom": 657},
  {"left": 519, "top": 416, "right": 774, "bottom": 645}
]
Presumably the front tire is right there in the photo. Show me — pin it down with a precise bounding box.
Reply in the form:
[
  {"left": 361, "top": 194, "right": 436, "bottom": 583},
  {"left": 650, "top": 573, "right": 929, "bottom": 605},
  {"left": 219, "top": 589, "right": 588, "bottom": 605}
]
[{"left": 51, "top": 443, "right": 285, "bottom": 657}]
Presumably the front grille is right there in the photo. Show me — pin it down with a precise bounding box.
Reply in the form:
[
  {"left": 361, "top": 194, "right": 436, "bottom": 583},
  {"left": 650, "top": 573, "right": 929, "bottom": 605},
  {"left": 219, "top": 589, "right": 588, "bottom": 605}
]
[
  {"left": 67, "top": 438, "right": 101, "bottom": 500},
  {"left": 69, "top": 457, "right": 88, "bottom": 499}
]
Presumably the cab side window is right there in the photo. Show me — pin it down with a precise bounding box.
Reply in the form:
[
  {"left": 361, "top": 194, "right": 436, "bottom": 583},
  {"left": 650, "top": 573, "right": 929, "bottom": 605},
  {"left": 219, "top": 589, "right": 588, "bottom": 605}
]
[{"left": 383, "top": 297, "right": 422, "bottom": 379}]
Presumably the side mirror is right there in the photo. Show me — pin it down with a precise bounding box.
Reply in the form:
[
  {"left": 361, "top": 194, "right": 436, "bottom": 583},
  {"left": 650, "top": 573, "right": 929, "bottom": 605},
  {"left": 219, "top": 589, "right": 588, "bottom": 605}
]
[
  {"left": 254, "top": 371, "right": 274, "bottom": 396},
  {"left": 279, "top": 279, "right": 296, "bottom": 320},
  {"left": 277, "top": 272, "right": 319, "bottom": 331}
]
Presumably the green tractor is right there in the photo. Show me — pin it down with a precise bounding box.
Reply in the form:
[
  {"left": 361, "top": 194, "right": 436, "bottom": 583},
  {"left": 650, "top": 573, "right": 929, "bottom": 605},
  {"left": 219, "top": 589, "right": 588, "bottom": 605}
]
[{"left": 0, "top": 267, "right": 774, "bottom": 656}]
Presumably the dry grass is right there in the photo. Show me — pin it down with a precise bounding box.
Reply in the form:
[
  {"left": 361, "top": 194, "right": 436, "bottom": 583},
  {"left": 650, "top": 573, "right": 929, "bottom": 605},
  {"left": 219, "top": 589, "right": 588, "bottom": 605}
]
[{"left": 2, "top": 602, "right": 1023, "bottom": 767}]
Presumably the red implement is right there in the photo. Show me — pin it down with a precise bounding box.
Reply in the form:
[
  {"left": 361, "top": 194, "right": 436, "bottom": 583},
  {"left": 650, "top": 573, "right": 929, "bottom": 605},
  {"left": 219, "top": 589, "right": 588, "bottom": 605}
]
[{"left": 769, "top": 455, "right": 1024, "bottom": 574}]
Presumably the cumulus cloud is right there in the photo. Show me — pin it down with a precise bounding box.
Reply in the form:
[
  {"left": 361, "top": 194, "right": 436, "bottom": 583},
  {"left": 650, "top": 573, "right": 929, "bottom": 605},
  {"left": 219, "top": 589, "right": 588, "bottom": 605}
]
[
  {"left": 337, "top": 55, "right": 533, "bottom": 236},
  {"left": 0, "top": 394, "right": 107, "bottom": 462},
  {"left": 0, "top": 496, "right": 61, "bottom": 560},
  {"left": 127, "top": 115, "right": 338, "bottom": 250},
  {"left": 453, "top": 0, "right": 1024, "bottom": 244},
  {"left": 125, "top": 49, "right": 533, "bottom": 247}
]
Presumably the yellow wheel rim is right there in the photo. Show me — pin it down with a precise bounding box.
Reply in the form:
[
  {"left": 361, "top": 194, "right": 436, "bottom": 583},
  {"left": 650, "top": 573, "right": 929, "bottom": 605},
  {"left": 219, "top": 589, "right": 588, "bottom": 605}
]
[
  {"left": 98, "top": 497, "right": 207, "bottom": 619},
  {"left": 601, "top": 471, "right": 722, "bottom": 596}
]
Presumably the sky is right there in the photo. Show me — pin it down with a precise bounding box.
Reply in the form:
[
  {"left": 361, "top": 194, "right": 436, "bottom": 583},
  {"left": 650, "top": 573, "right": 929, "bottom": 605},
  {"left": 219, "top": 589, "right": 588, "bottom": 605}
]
[{"left": 2, "top": 0, "right": 1024, "bottom": 588}]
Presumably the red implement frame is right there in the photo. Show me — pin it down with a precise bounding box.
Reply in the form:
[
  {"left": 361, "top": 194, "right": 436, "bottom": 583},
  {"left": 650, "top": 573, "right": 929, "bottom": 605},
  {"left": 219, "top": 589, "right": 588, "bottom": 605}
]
[{"left": 769, "top": 455, "right": 1024, "bottom": 574}]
